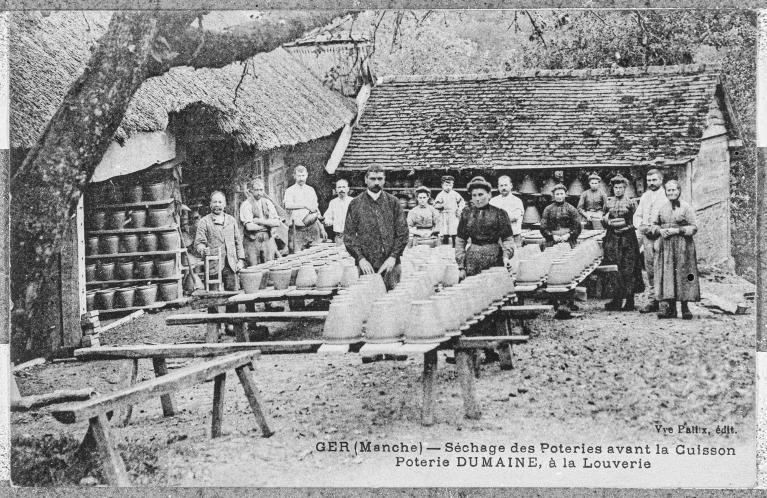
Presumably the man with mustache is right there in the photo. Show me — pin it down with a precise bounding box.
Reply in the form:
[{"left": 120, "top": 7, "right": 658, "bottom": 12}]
[
  {"left": 343, "top": 165, "right": 409, "bottom": 290},
  {"left": 633, "top": 168, "right": 668, "bottom": 313}
]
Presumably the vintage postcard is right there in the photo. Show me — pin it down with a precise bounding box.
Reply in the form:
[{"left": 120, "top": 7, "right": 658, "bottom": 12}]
[{"left": 2, "top": 7, "right": 760, "bottom": 488}]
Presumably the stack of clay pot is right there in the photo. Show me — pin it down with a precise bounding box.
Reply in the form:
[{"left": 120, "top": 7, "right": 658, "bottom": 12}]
[
  {"left": 399, "top": 244, "right": 460, "bottom": 288},
  {"left": 323, "top": 273, "right": 386, "bottom": 344},
  {"left": 516, "top": 244, "right": 568, "bottom": 285}
]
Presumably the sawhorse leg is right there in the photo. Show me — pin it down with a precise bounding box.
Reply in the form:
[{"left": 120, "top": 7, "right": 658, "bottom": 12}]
[
  {"left": 205, "top": 306, "right": 220, "bottom": 343},
  {"left": 455, "top": 349, "right": 481, "bottom": 420},
  {"left": 421, "top": 349, "right": 437, "bottom": 426},
  {"left": 152, "top": 358, "right": 176, "bottom": 417},
  {"left": 115, "top": 359, "right": 139, "bottom": 427},
  {"left": 77, "top": 414, "right": 130, "bottom": 486},
  {"left": 235, "top": 362, "right": 274, "bottom": 437},
  {"left": 211, "top": 372, "right": 226, "bottom": 438}
]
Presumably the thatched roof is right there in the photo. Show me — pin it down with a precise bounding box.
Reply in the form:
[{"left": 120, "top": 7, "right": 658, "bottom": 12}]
[
  {"left": 119, "top": 47, "right": 356, "bottom": 150},
  {"left": 9, "top": 11, "right": 111, "bottom": 149},
  {"left": 340, "top": 64, "right": 738, "bottom": 171},
  {"left": 10, "top": 12, "right": 356, "bottom": 151}
]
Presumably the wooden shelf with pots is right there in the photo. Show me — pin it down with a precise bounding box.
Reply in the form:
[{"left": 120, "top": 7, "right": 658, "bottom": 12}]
[
  {"left": 87, "top": 224, "right": 179, "bottom": 235},
  {"left": 86, "top": 277, "right": 179, "bottom": 287},
  {"left": 92, "top": 198, "right": 175, "bottom": 210},
  {"left": 96, "top": 298, "right": 191, "bottom": 318},
  {"left": 85, "top": 248, "right": 186, "bottom": 260}
]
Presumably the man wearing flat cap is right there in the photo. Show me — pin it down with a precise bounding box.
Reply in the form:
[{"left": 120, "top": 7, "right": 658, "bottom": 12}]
[
  {"left": 434, "top": 175, "right": 465, "bottom": 246},
  {"left": 455, "top": 176, "right": 515, "bottom": 279},
  {"left": 577, "top": 172, "right": 608, "bottom": 229},
  {"left": 407, "top": 186, "right": 440, "bottom": 244}
]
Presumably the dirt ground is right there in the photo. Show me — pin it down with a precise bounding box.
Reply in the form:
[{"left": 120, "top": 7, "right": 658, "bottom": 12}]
[{"left": 10, "top": 273, "right": 756, "bottom": 487}]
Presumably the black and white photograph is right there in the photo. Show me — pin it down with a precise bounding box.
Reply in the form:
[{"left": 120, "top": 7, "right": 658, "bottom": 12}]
[{"left": 2, "top": 7, "right": 760, "bottom": 487}]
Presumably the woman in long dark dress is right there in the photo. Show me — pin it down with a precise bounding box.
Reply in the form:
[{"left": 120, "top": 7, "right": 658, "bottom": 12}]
[
  {"left": 649, "top": 180, "right": 701, "bottom": 319},
  {"left": 601, "top": 175, "right": 645, "bottom": 311}
]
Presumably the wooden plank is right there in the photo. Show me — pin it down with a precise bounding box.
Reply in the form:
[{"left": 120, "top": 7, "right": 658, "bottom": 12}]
[
  {"left": 89, "top": 414, "right": 130, "bottom": 486},
  {"left": 115, "top": 359, "right": 139, "bottom": 427},
  {"left": 285, "top": 289, "right": 336, "bottom": 298},
  {"left": 456, "top": 335, "right": 529, "bottom": 349},
  {"left": 499, "top": 305, "right": 553, "bottom": 313},
  {"left": 86, "top": 277, "right": 178, "bottom": 287},
  {"left": 235, "top": 363, "right": 274, "bottom": 437},
  {"left": 62, "top": 196, "right": 86, "bottom": 350},
  {"left": 594, "top": 264, "right": 618, "bottom": 273},
  {"left": 227, "top": 288, "right": 291, "bottom": 304},
  {"left": 455, "top": 350, "right": 481, "bottom": 420},
  {"left": 92, "top": 198, "right": 174, "bottom": 210},
  {"left": 317, "top": 343, "right": 350, "bottom": 354},
  {"left": 52, "top": 351, "right": 260, "bottom": 424},
  {"left": 97, "top": 298, "right": 191, "bottom": 318},
  {"left": 75, "top": 341, "right": 322, "bottom": 360},
  {"left": 211, "top": 373, "right": 226, "bottom": 438},
  {"left": 358, "top": 342, "right": 404, "bottom": 355},
  {"left": 11, "top": 388, "right": 95, "bottom": 412},
  {"left": 99, "top": 310, "right": 145, "bottom": 334},
  {"left": 166, "top": 311, "right": 328, "bottom": 325},
  {"left": 398, "top": 343, "right": 442, "bottom": 354},
  {"left": 421, "top": 349, "right": 437, "bottom": 426},
  {"left": 85, "top": 248, "right": 185, "bottom": 260},
  {"left": 152, "top": 358, "right": 176, "bottom": 417},
  {"left": 13, "top": 357, "right": 46, "bottom": 372}
]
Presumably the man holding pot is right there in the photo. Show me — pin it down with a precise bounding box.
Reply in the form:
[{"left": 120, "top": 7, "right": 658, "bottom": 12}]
[
  {"left": 284, "top": 165, "right": 323, "bottom": 253},
  {"left": 240, "top": 178, "right": 281, "bottom": 266},
  {"left": 343, "top": 165, "right": 409, "bottom": 291}
]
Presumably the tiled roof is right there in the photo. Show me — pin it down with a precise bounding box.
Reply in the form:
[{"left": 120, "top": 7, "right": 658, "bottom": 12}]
[{"left": 339, "top": 64, "right": 732, "bottom": 171}]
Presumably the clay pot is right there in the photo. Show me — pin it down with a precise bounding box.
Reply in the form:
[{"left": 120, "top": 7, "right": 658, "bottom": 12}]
[
  {"left": 295, "top": 264, "right": 318, "bottom": 289},
  {"left": 85, "top": 263, "right": 97, "bottom": 282},
  {"left": 339, "top": 263, "right": 359, "bottom": 287},
  {"left": 624, "top": 180, "right": 637, "bottom": 199},
  {"left": 322, "top": 299, "right": 364, "bottom": 344},
  {"left": 86, "top": 236, "right": 100, "bottom": 256},
  {"left": 115, "top": 260, "right": 135, "bottom": 280},
  {"left": 158, "top": 282, "right": 178, "bottom": 302},
  {"left": 430, "top": 295, "right": 458, "bottom": 335},
  {"left": 407, "top": 198, "right": 417, "bottom": 209},
  {"left": 240, "top": 268, "right": 267, "bottom": 294},
  {"left": 148, "top": 208, "right": 173, "bottom": 227},
  {"left": 135, "top": 260, "right": 155, "bottom": 279},
  {"left": 442, "top": 263, "right": 460, "bottom": 287},
  {"left": 104, "top": 184, "right": 122, "bottom": 204},
  {"left": 99, "top": 235, "right": 119, "bottom": 255},
  {"left": 567, "top": 178, "right": 584, "bottom": 196},
  {"left": 95, "top": 289, "right": 115, "bottom": 310},
  {"left": 109, "top": 211, "right": 127, "bottom": 230},
  {"left": 516, "top": 259, "right": 543, "bottom": 284},
  {"left": 518, "top": 174, "right": 538, "bottom": 194},
  {"left": 398, "top": 198, "right": 408, "bottom": 210},
  {"left": 270, "top": 267, "right": 292, "bottom": 290},
  {"left": 159, "top": 231, "right": 180, "bottom": 251},
  {"left": 97, "top": 261, "right": 115, "bottom": 281},
  {"left": 119, "top": 234, "right": 139, "bottom": 253},
  {"left": 139, "top": 233, "right": 158, "bottom": 252},
  {"left": 86, "top": 292, "right": 96, "bottom": 311},
  {"left": 541, "top": 178, "right": 557, "bottom": 196},
  {"left": 364, "top": 298, "right": 404, "bottom": 343},
  {"left": 404, "top": 300, "right": 447, "bottom": 344},
  {"left": 114, "top": 287, "right": 135, "bottom": 308},
  {"left": 89, "top": 210, "right": 107, "bottom": 230},
  {"left": 130, "top": 209, "right": 147, "bottom": 228},
  {"left": 522, "top": 205, "right": 541, "bottom": 225},
  {"left": 155, "top": 259, "right": 176, "bottom": 278},
  {"left": 144, "top": 181, "right": 170, "bottom": 201},
  {"left": 316, "top": 264, "right": 340, "bottom": 289},
  {"left": 135, "top": 284, "right": 158, "bottom": 306},
  {"left": 124, "top": 185, "right": 143, "bottom": 203},
  {"left": 425, "top": 262, "right": 445, "bottom": 286},
  {"left": 547, "top": 260, "right": 578, "bottom": 286}
]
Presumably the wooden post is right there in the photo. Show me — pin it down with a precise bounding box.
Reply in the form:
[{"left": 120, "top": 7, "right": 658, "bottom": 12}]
[
  {"left": 421, "top": 349, "right": 437, "bottom": 426},
  {"left": 455, "top": 350, "right": 481, "bottom": 420},
  {"left": 205, "top": 306, "right": 219, "bottom": 343},
  {"left": 89, "top": 414, "right": 130, "bottom": 486},
  {"left": 151, "top": 357, "right": 176, "bottom": 416},
  {"left": 115, "top": 359, "right": 139, "bottom": 427},
  {"left": 235, "top": 362, "right": 273, "bottom": 437},
  {"left": 495, "top": 313, "right": 514, "bottom": 371},
  {"left": 61, "top": 196, "right": 86, "bottom": 351},
  {"left": 211, "top": 372, "right": 226, "bottom": 438}
]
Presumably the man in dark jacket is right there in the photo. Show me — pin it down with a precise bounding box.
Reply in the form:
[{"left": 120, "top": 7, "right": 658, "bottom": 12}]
[{"left": 343, "top": 165, "right": 409, "bottom": 290}]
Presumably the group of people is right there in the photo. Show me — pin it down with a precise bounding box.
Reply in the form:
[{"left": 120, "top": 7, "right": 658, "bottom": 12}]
[{"left": 192, "top": 163, "right": 700, "bottom": 321}]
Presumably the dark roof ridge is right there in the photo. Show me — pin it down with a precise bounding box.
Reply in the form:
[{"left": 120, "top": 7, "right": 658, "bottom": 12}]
[{"left": 377, "top": 63, "right": 722, "bottom": 85}]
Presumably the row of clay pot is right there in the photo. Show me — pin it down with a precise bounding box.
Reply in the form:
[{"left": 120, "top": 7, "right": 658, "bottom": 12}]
[
  {"left": 86, "top": 259, "right": 176, "bottom": 282},
  {"left": 88, "top": 207, "right": 175, "bottom": 231},
  {"left": 86, "top": 282, "right": 177, "bottom": 311},
  {"left": 93, "top": 181, "right": 172, "bottom": 205},
  {"left": 86, "top": 231, "right": 180, "bottom": 255},
  {"left": 546, "top": 240, "right": 602, "bottom": 286},
  {"left": 322, "top": 274, "right": 388, "bottom": 344}
]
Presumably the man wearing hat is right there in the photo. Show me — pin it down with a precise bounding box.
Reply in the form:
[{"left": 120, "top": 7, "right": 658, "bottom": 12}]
[
  {"left": 577, "top": 172, "right": 608, "bottom": 229},
  {"left": 455, "top": 176, "right": 515, "bottom": 279},
  {"left": 344, "top": 165, "right": 409, "bottom": 290},
  {"left": 434, "top": 175, "right": 465, "bottom": 246},
  {"left": 407, "top": 186, "right": 440, "bottom": 244}
]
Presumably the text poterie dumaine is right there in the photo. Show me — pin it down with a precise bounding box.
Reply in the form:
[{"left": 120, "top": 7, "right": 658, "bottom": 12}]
[{"left": 314, "top": 441, "right": 738, "bottom": 470}]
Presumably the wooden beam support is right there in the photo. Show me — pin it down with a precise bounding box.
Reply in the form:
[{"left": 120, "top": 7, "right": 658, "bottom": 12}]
[
  {"left": 235, "top": 363, "right": 274, "bottom": 438},
  {"left": 455, "top": 350, "right": 481, "bottom": 420},
  {"left": 166, "top": 311, "right": 328, "bottom": 325},
  {"left": 89, "top": 414, "right": 130, "bottom": 486},
  {"left": 211, "top": 373, "right": 226, "bottom": 438},
  {"left": 421, "top": 349, "right": 437, "bottom": 426},
  {"left": 76, "top": 341, "right": 322, "bottom": 360},
  {"left": 115, "top": 359, "right": 139, "bottom": 427},
  {"left": 152, "top": 357, "right": 176, "bottom": 417}
]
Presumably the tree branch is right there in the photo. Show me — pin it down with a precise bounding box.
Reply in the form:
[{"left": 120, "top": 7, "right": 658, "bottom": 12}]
[{"left": 525, "top": 10, "right": 547, "bottom": 48}]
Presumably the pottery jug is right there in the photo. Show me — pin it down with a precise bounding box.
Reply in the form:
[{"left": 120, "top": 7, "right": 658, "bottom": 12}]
[
  {"left": 295, "top": 264, "right": 318, "bottom": 289},
  {"left": 404, "top": 300, "right": 447, "bottom": 344},
  {"left": 114, "top": 287, "right": 135, "bottom": 308},
  {"left": 522, "top": 205, "right": 540, "bottom": 225},
  {"left": 125, "top": 184, "right": 143, "bottom": 203},
  {"left": 130, "top": 209, "right": 147, "bottom": 228},
  {"left": 135, "top": 260, "right": 155, "bottom": 279},
  {"left": 270, "top": 267, "right": 292, "bottom": 290},
  {"left": 119, "top": 234, "right": 139, "bottom": 253},
  {"left": 158, "top": 282, "right": 179, "bottom": 301},
  {"left": 116, "top": 260, "right": 135, "bottom": 280},
  {"left": 140, "top": 233, "right": 158, "bottom": 252},
  {"left": 518, "top": 174, "right": 538, "bottom": 194},
  {"left": 109, "top": 211, "right": 127, "bottom": 230}
]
